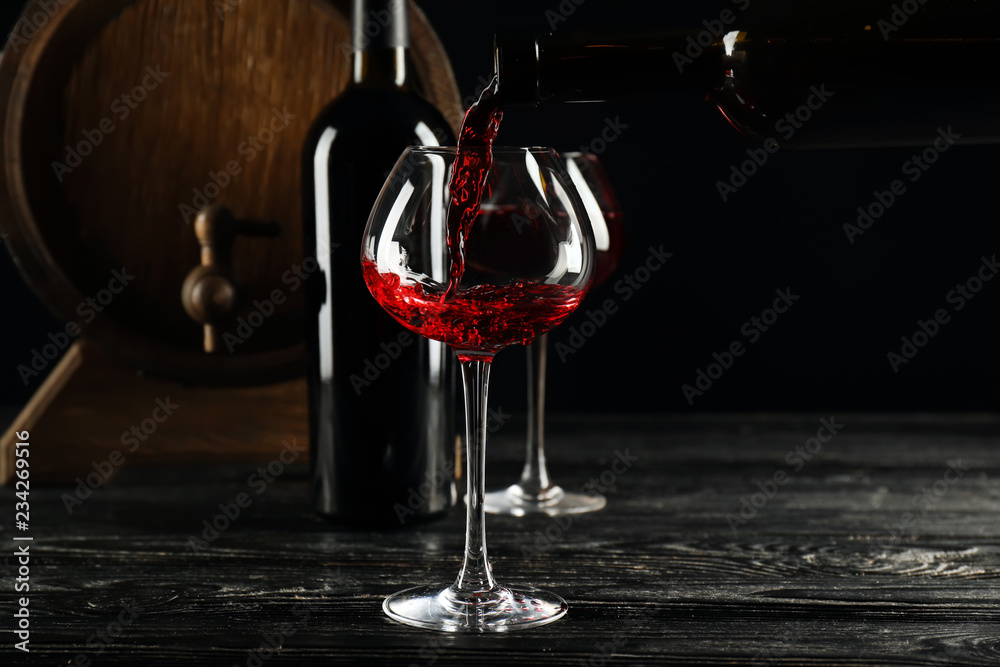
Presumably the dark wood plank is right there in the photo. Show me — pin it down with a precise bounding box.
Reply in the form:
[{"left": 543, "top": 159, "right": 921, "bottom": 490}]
[{"left": 3, "top": 413, "right": 1000, "bottom": 665}]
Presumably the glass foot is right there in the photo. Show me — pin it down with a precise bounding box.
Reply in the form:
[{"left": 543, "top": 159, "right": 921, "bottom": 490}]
[
  {"left": 483, "top": 484, "right": 607, "bottom": 516},
  {"left": 383, "top": 583, "right": 567, "bottom": 632}
]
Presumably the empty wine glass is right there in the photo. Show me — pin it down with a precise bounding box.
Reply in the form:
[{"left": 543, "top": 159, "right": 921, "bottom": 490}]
[
  {"left": 484, "top": 151, "right": 625, "bottom": 516},
  {"left": 361, "top": 146, "right": 594, "bottom": 632}
]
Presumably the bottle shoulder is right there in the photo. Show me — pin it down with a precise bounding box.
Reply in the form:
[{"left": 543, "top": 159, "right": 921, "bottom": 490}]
[{"left": 306, "top": 86, "right": 455, "bottom": 144}]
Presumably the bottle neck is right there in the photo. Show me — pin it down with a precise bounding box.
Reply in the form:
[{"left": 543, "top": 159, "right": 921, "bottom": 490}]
[
  {"left": 495, "top": 7, "right": 1000, "bottom": 146},
  {"left": 494, "top": 31, "right": 724, "bottom": 105},
  {"left": 353, "top": 47, "right": 409, "bottom": 88},
  {"left": 351, "top": 0, "right": 410, "bottom": 88}
]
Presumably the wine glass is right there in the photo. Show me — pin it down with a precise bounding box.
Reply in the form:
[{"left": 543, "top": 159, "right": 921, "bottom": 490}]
[
  {"left": 361, "top": 146, "right": 594, "bottom": 632},
  {"left": 484, "top": 151, "right": 625, "bottom": 516}
]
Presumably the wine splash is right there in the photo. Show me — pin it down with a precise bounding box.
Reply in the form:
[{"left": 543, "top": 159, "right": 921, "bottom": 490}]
[
  {"left": 444, "top": 75, "right": 503, "bottom": 298},
  {"left": 364, "top": 258, "right": 583, "bottom": 357}
]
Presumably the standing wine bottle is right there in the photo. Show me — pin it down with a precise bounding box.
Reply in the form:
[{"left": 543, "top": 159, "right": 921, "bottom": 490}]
[
  {"left": 303, "top": 0, "right": 457, "bottom": 525},
  {"left": 494, "top": 1, "right": 1000, "bottom": 147}
]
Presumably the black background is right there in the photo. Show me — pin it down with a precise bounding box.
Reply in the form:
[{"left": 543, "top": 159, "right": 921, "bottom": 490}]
[{"left": 1, "top": 0, "right": 998, "bottom": 418}]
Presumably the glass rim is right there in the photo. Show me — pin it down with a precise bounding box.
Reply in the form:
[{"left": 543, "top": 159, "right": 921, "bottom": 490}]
[{"left": 406, "top": 145, "right": 559, "bottom": 155}]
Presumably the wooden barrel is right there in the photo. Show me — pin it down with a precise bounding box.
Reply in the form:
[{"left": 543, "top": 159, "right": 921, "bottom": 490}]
[{"left": 0, "top": 0, "right": 462, "bottom": 386}]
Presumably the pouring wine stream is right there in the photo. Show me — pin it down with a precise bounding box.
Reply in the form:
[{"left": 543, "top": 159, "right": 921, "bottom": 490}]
[{"left": 443, "top": 76, "right": 503, "bottom": 300}]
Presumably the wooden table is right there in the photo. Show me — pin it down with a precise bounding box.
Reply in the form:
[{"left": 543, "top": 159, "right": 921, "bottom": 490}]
[{"left": 5, "top": 414, "right": 1000, "bottom": 665}]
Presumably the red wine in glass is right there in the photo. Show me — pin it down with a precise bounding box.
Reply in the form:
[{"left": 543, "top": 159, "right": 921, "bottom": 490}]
[{"left": 363, "top": 260, "right": 584, "bottom": 359}]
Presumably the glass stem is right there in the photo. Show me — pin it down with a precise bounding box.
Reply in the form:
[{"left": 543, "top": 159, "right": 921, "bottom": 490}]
[
  {"left": 519, "top": 333, "right": 552, "bottom": 496},
  {"left": 453, "top": 355, "right": 498, "bottom": 594}
]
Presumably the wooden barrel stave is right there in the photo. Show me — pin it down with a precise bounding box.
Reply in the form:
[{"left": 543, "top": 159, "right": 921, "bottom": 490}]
[{"left": 0, "top": 0, "right": 462, "bottom": 385}]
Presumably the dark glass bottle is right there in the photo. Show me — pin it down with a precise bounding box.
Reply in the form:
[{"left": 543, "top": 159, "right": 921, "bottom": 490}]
[
  {"left": 494, "top": 1, "right": 1000, "bottom": 147},
  {"left": 303, "top": 0, "right": 457, "bottom": 526}
]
